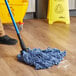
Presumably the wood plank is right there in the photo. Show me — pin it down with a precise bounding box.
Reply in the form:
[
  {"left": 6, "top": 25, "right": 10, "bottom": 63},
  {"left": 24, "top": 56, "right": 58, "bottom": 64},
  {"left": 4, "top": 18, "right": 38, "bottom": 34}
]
[{"left": 0, "top": 57, "right": 16, "bottom": 76}]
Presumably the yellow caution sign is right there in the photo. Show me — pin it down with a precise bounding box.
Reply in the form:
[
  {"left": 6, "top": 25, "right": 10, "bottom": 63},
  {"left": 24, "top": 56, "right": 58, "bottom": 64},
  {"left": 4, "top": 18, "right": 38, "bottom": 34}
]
[{"left": 47, "top": 0, "right": 70, "bottom": 24}]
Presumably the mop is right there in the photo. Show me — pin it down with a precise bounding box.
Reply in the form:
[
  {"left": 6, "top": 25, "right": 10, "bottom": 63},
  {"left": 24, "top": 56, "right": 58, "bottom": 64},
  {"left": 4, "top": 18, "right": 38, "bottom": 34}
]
[{"left": 5, "top": 0, "right": 66, "bottom": 70}]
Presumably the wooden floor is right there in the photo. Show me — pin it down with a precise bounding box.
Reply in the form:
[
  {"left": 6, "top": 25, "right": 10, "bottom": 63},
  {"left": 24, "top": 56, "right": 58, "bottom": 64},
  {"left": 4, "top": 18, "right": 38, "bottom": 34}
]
[{"left": 0, "top": 17, "right": 76, "bottom": 76}]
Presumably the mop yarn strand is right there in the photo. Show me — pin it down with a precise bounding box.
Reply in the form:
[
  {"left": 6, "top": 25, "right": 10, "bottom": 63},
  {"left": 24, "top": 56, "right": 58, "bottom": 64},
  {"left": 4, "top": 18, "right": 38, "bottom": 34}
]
[{"left": 17, "top": 47, "right": 66, "bottom": 70}]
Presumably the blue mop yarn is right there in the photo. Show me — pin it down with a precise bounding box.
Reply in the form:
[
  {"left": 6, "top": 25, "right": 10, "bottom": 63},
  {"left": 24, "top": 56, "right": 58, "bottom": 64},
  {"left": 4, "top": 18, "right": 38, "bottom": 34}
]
[{"left": 17, "top": 47, "right": 66, "bottom": 70}]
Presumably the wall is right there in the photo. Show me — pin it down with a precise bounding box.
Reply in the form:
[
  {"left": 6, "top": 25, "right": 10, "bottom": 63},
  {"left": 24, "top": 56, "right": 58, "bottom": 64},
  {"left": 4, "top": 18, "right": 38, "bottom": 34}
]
[
  {"left": 24, "top": 0, "right": 76, "bottom": 19},
  {"left": 69, "top": 0, "right": 76, "bottom": 16},
  {"left": 36, "top": 0, "right": 48, "bottom": 19}
]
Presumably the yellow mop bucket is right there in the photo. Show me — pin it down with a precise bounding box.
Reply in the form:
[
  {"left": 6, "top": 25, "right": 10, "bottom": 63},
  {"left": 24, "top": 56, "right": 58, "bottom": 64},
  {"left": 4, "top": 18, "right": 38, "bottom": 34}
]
[
  {"left": 0, "top": 0, "right": 28, "bottom": 24},
  {"left": 47, "top": 0, "right": 70, "bottom": 24}
]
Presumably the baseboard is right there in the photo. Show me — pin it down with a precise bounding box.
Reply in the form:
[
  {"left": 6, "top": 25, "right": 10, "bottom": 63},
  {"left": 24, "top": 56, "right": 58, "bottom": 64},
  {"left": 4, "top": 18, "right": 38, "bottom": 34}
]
[
  {"left": 70, "top": 10, "right": 76, "bottom": 16},
  {"left": 24, "top": 10, "right": 76, "bottom": 19},
  {"left": 24, "top": 13, "right": 34, "bottom": 19}
]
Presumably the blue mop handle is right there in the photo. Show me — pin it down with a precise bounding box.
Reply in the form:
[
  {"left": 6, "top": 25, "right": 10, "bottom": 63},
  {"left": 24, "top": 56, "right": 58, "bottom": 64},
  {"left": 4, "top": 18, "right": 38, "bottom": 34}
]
[
  {"left": 5, "top": 0, "right": 20, "bottom": 34},
  {"left": 5, "top": 0, "right": 27, "bottom": 52}
]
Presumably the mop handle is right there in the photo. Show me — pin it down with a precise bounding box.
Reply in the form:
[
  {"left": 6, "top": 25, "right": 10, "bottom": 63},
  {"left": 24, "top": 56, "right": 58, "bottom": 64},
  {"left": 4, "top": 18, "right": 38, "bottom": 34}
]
[
  {"left": 5, "top": 0, "right": 20, "bottom": 34},
  {"left": 5, "top": 0, "right": 27, "bottom": 51}
]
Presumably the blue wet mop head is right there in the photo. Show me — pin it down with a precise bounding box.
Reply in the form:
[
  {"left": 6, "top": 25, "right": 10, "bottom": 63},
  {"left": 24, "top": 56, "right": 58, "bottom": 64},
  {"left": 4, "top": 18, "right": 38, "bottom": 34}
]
[{"left": 17, "top": 48, "right": 66, "bottom": 70}]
